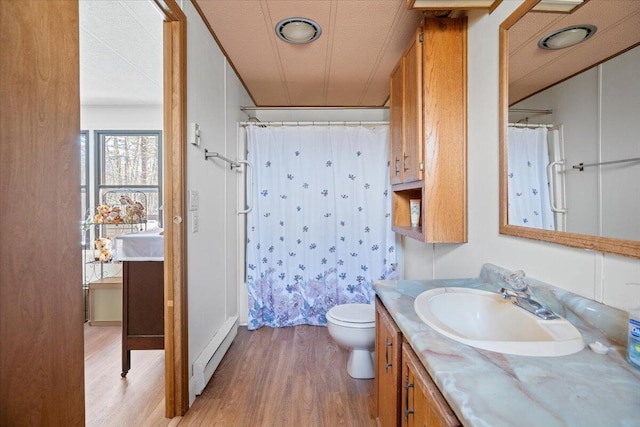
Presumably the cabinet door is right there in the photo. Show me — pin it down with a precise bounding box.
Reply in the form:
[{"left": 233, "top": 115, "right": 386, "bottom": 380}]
[
  {"left": 375, "top": 298, "right": 402, "bottom": 427},
  {"left": 389, "top": 62, "right": 404, "bottom": 185},
  {"left": 402, "top": 28, "right": 423, "bottom": 184},
  {"left": 401, "top": 342, "right": 460, "bottom": 427}
]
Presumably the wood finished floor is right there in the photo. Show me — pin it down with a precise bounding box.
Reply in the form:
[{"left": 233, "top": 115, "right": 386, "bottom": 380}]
[
  {"left": 179, "top": 325, "right": 377, "bottom": 427},
  {"left": 85, "top": 324, "right": 376, "bottom": 426},
  {"left": 84, "top": 324, "right": 170, "bottom": 427}
]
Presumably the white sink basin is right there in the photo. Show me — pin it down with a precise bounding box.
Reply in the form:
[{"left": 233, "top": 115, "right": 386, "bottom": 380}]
[{"left": 414, "top": 287, "right": 584, "bottom": 357}]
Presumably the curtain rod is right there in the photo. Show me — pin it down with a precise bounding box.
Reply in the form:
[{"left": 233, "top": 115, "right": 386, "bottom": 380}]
[
  {"left": 239, "top": 121, "right": 388, "bottom": 127},
  {"left": 240, "top": 106, "right": 388, "bottom": 111}
]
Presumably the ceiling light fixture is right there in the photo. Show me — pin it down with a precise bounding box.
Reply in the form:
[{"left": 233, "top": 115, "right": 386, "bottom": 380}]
[
  {"left": 538, "top": 25, "right": 597, "bottom": 50},
  {"left": 275, "top": 17, "right": 322, "bottom": 44}
]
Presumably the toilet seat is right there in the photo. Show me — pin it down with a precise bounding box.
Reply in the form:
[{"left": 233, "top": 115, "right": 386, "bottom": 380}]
[{"left": 327, "top": 303, "right": 375, "bottom": 329}]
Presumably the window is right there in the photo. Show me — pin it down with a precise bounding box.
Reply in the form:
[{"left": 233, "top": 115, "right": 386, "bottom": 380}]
[{"left": 95, "top": 130, "right": 162, "bottom": 232}]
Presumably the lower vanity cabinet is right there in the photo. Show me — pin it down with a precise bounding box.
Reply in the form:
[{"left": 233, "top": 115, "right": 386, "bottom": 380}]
[
  {"left": 376, "top": 298, "right": 402, "bottom": 427},
  {"left": 401, "top": 340, "right": 460, "bottom": 427},
  {"left": 375, "top": 297, "right": 460, "bottom": 427},
  {"left": 121, "top": 260, "right": 164, "bottom": 377}
]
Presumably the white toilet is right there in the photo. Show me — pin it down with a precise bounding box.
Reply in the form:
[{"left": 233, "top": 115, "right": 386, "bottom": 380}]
[{"left": 326, "top": 303, "right": 376, "bottom": 379}]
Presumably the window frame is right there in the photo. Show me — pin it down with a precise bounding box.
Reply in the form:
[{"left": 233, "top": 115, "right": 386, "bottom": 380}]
[
  {"left": 80, "top": 130, "right": 90, "bottom": 247},
  {"left": 94, "top": 130, "right": 163, "bottom": 227}
]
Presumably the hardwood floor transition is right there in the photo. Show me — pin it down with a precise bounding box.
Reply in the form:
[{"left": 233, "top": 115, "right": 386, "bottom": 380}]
[{"left": 85, "top": 324, "right": 376, "bottom": 426}]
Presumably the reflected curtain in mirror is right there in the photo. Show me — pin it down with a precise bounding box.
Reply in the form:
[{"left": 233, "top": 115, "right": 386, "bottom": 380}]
[{"left": 507, "top": 126, "right": 554, "bottom": 230}]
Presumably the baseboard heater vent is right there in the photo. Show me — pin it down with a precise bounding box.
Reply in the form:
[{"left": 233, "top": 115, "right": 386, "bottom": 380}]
[{"left": 192, "top": 316, "right": 238, "bottom": 396}]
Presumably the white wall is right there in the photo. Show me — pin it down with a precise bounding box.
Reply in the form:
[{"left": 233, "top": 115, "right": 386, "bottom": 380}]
[
  {"left": 601, "top": 47, "right": 640, "bottom": 240},
  {"left": 180, "top": 0, "right": 252, "bottom": 403},
  {"left": 403, "top": 2, "right": 640, "bottom": 313}
]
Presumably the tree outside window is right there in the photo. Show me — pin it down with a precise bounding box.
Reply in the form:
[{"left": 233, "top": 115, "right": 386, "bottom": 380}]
[{"left": 95, "top": 130, "right": 162, "bottom": 235}]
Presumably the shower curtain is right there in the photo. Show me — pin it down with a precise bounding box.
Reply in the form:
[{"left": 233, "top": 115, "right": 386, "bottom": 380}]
[
  {"left": 507, "top": 126, "right": 555, "bottom": 230},
  {"left": 245, "top": 125, "right": 396, "bottom": 330}
]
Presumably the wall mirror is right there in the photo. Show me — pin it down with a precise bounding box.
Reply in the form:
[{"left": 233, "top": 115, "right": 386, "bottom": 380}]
[{"left": 499, "top": 0, "right": 640, "bottom": 258}]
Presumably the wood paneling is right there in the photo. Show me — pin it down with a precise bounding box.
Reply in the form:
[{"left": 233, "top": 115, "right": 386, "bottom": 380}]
[{"left": 0, "top": 1, "right": 84, "bottom": 425}]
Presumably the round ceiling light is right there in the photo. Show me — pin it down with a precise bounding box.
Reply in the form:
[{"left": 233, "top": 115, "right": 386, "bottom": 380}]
[
  {"left": 275, "top": 17, "right": 322, "bottom": 44},
  {"left": 538, "top": 25, "right": 597, "bottom": 50}
]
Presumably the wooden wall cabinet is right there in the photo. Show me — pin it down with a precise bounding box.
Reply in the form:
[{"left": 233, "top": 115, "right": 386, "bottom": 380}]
[
  {"left": 390, "top": 25, "right": 423, "bottom": 186},
  {"left": 376, "top": 298, "right": 403, "bottom": 427},
  {"left": 375, "top": 298, "right": 460, "bottom": 427},
  {"left": 390, "top": 18, "right": 467, "bottom": 243}
]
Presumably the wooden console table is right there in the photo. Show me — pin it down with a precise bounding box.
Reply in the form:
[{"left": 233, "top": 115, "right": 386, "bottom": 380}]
[{"left": 121, "top": 261, "right": 164, "bottom": 377}]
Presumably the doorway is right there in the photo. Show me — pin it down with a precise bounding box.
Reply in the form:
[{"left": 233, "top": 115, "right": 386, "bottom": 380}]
[{"left": 80, "top": 0, "right": 188, "bottom": 419}]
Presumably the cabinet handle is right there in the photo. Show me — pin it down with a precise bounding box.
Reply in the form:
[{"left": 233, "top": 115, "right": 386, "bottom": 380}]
[
  {"left": 385, "top": 339, "right": 393, "bottom": 372},
  {"left": 403, "top": 153, "right": 410, "bottom": 173},
  {"left": 405, "top": 373, "right": 415, "bottom": 421},
  {"left": 395, "top": 156, "right": 400, "bottom": 176}
]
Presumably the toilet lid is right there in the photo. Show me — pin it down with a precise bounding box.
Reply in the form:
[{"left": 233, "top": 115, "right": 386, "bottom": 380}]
[{"left": 327, "top": 303, "right": 375, "bottom": 323}]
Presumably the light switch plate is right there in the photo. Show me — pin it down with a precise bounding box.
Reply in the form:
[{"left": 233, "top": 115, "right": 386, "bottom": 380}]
[
  {"left": 189, "top": 190, "right": 199, "bottom": 211},
  {"left": 191, "top": 212, "right": 199, "bottom": 233},
  {"left": 189, "top": 122, "right": 200, "bottom": 146}
]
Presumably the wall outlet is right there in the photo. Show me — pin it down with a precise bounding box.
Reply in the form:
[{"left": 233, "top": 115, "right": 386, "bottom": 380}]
[{"left": 191, "top": 212, "right": 199, "bottom": 233}]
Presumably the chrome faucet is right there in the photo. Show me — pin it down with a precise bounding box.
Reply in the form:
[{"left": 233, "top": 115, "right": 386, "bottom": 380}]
[{"left": 499, "top": 270, "right": 559, "bottom": 320}]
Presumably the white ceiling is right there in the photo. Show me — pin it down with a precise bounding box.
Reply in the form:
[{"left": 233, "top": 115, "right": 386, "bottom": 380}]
[{"left": 79, "top": 0, "right": 163, "bottom": 106}]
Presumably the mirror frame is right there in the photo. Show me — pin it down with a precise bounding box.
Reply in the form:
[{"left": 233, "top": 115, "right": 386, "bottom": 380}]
[{"left": 499, "top": 0, "right": 640, "bottom": 259}]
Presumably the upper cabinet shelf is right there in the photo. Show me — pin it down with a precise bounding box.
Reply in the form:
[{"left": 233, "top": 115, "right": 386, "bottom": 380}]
[{"left": 390, "top": 17, "right": 467, "bottom": 243}]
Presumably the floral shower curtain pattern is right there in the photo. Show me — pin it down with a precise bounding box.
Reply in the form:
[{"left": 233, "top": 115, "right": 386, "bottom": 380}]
[
  {"left": 246, "top": 125, "right": 396, "bottom": 330},
  {"left": 507, "top": 126, "right": 555, "bottom": 230}
]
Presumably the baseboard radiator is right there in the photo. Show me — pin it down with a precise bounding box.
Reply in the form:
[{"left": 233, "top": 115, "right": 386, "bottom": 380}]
[{"left": 192, "top": 315, "right": 238, "bottom": 398}]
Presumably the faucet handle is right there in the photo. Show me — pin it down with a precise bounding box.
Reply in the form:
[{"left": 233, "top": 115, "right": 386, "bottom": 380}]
[{"left": 502, "top": 270, "right": 528, "bottom": 292}]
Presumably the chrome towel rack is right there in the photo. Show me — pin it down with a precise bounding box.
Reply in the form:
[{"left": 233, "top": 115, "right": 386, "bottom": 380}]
[
  {"left": 204, "top": 148, "right": 240, "bottom": 169},
  {"left": 203, "top": 148, "right": 253, "bottom": 214},
  {"left": 573, "top": 157, "right": 640, "bottom": 171}
]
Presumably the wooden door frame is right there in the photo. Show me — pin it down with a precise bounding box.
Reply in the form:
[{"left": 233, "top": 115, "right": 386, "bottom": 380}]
[{"left": 152, "top": 0, "right": 189, "bottom": 417}]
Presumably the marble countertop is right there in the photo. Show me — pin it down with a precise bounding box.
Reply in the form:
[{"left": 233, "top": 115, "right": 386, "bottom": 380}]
[{"left": 374, "top": 264, "right": 640, "bottom": 427}]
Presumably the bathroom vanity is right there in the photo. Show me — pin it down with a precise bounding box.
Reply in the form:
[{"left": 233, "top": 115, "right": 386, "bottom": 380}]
[
  {"left": 115, "top": 229, "right": 164, "bottom": 377},
  {"left": 374, "top": 264, "right": 640, "bottom": 427},
  {"left": 121, "top": 260, "right": 164, "bottom": 377}
]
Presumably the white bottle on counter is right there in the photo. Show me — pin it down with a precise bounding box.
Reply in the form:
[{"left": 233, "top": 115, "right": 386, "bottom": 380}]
[{"left": 628, "top": 306, "right": 640, "bottom": 370}]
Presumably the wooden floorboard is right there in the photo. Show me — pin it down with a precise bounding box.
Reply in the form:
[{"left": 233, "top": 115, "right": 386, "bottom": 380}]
[
  {"left": 84, "top": 324, "right": 169, "bottom": 427},
  {"left": 179, "top": 325, "right": 377, "bottom": 427},
  {"left": 85, "top": 324, "right": 376, "bottom": 426}
]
